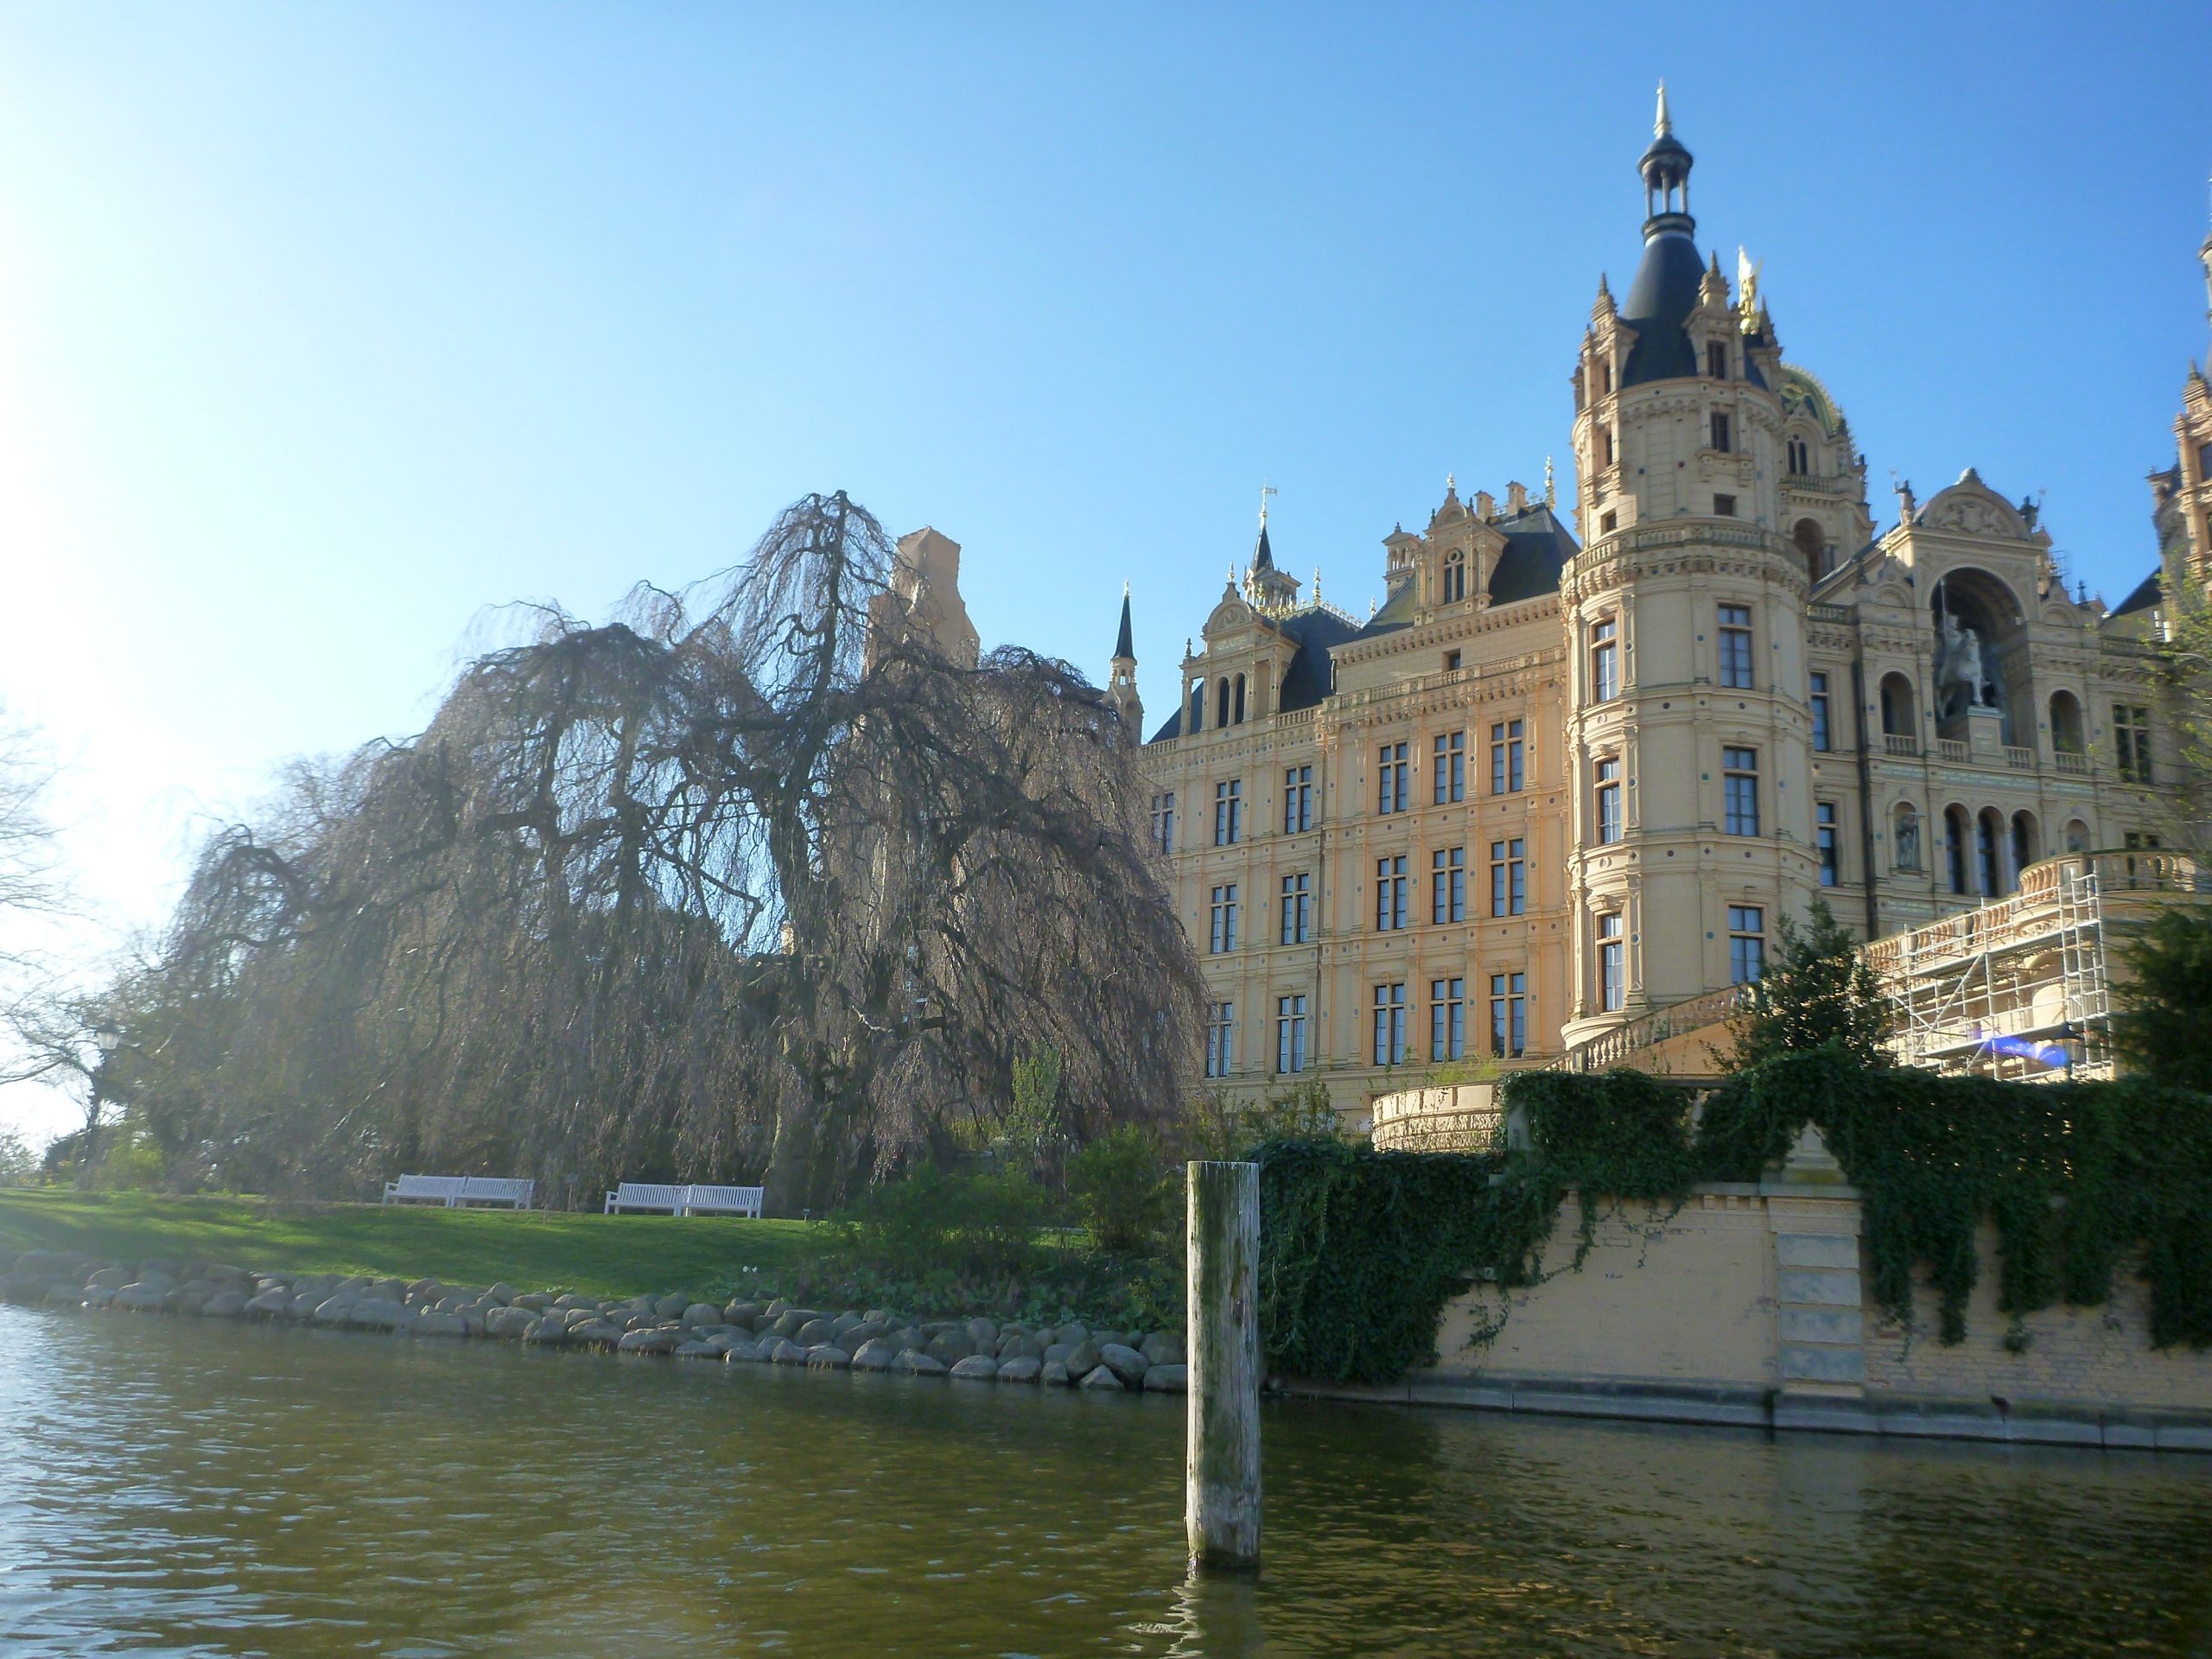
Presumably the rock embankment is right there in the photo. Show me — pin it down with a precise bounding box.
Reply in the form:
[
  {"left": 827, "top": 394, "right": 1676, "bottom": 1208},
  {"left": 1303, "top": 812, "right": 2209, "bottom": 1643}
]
[{"left": 0, "top": 1249, "right": 1188, "bottom": 1395}]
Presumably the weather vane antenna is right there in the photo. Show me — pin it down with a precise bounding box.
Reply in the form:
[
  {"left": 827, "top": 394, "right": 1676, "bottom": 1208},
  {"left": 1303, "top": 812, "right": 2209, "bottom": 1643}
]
[{"left": 1259, "top": 482, "right": 1277, "bottom": 528}]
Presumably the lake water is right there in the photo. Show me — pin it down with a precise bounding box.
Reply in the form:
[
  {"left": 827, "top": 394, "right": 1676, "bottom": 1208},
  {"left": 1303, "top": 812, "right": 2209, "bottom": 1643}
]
[{"left": 3, "top": 1306, "right": 2209, "bottom": 1657}]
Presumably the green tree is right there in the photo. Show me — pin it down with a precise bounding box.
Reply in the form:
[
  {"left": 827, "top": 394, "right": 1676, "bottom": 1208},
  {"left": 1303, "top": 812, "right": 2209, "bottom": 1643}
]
[
  {"left": 1729, "top": 897, "right": 1892, "bottom": 1071},
  {"left": 1065, "top": 1124, "right": 1173, "bottom": 1254},
  {"left": 2113, "top": 907, "right": 2212, "bottom": 1091},
  {"left": 1003, "top": 1041, "right": 1065, "bottom": 1181}
]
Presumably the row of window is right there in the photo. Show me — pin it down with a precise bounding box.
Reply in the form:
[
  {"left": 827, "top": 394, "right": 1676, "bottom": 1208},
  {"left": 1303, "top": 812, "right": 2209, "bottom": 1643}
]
[
  {"left": 1198, "top": 974, "right": 1531, "bottom": 1077},
  {"left": 1205, "top": 840, "right": 1529, "bottom": 957}
]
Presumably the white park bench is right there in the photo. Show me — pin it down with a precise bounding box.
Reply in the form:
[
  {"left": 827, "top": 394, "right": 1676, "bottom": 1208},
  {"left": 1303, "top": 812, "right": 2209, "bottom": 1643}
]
[
  {"left": 383, "top": 1174, "right": 470, "bottom": 1207},
  {"left": 602, "top": 1181, "right": 767, "bottom": 1217},
  {"left": 604, "top": 1182, "right": 687, "bottom": 1215},
  {"left": 382, "top": 1174, "right": 534, "bottom": 1209},
  {"left": 680, "top": 1184, "right": 765, "bottom": 1218}
]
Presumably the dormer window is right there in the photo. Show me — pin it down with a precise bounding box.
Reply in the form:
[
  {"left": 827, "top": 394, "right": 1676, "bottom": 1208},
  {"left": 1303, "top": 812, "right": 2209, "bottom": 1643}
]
[
  {"left": 1442, "top": 550, "right": 1467, "bottom": 603},
  {"left": 1706, "top": 341, "right": 1728, "bottom": 379},
  {"left": 1787, "top": 436, "right": 1810, "bottom": 475},
  {"left": 1216, "top": 677, "right": 1230, "bottom": 728},
  {"left": 1709, "top": 411, "right": 1732, "bottom": 454}
]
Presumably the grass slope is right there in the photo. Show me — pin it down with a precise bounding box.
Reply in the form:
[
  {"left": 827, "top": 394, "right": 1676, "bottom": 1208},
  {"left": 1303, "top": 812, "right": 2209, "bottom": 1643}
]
[{"left": 0, "top": 1191, "right": 825, "bottom": 1301}]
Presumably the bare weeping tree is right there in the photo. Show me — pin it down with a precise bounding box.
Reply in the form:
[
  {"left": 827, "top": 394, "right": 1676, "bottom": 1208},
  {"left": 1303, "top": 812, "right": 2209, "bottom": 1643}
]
[{"left": 103, "top": 494, "right": 1202, "bottom": 1208}]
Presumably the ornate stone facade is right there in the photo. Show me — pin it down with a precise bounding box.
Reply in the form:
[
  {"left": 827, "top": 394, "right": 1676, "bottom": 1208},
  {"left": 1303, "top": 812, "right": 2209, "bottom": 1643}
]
[{"left": 1125, "top": 99, "right": 2201, "bottom": 1117}]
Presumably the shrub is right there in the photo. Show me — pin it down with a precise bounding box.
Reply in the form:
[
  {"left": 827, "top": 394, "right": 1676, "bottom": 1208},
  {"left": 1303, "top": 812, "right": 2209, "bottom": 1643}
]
[
  {"left": 835, "top": 1165, "right": 1046, "bottom": 1279},
  {"left": 2113, "top": 908, "right": 2212, "bottom": 1093},
  {"left": 1067, "top": 1126, "right": 1173, "bottom": 1254}
]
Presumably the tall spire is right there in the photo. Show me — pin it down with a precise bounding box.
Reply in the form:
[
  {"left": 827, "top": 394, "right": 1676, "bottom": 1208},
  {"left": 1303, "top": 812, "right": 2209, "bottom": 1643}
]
[
  {"left": 1113, "top": 582, "right": 1135, "bottom": 662},
  {"left": 1655, "top": 79, "right": 1671, "bottom": 138}
]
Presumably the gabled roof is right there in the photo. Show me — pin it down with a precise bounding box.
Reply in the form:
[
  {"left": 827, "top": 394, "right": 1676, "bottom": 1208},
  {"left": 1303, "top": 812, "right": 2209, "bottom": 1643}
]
[{"left": 1145, "top": 604, "right": 1362, "bottom": 744}]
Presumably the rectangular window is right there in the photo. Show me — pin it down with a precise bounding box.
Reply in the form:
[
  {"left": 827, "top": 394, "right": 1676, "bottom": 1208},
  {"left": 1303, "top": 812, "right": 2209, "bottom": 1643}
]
[
  {"left": 1431, "top": 846, "right": 1466, "bottom": 924},
  {"left": 1599, "top": 509, "right": 1618, "bottom": 533},
  {"left": 1590, "top": 620, "right": 1619, "bottom": 702},
  {"left": 1817, "top": 801, "right": 1839, "bottom": 887},
  {"left": 1710, "top": 410, "right": 1732, "bottom": 453},
  {"left": 1371, "top": 982, "right": 1407, "bottom": 1067},
  {"left": 1376, "top": 742, "right": 1408, "bottom": 815},
  {"left": 1723, "top": 747, "right": 1759, "bottom": 836},
  {"left": 1595, "top": 756, "right": 1623, "bottom": 845},
  {"left": 1718, "top": 603, "right": 1754, "bottom": 689},
  {"left": 1491, "top": 838, "right": 1526, "bottom": 917},
  {"left": 1208, "top": 884, "right": 1239, "bottom": 954},
  {"left": 1706, "top": 340, "right": 1728, "bottom": 379},
  {"left": 1282, "top": 766, "right": 1313, "bottom": 834},
  {"left": 1213, "top": 779, "right": 1243, "bottom": 846},
  {"left": 1433, "top": 731, "right": 1465, "bottom": 804},
  {"left": 1809, "top": 671, "right": 1832, "bottom": 753},
  {"left": 1149, "top": 791, "right": 1175, "bottom": 855},
  {"left": 1374, "top": 855, "right": 1408, "bottom": 931},
  {"left": 1489, "top": 971, "right": 1527, "bottom": 1058},
  {"left": 2116, "top": 705, "right": 2153, "bottom": 784},
  {"left": 1729, "top": 906, "right": 1765, "bottom": 984},
  {"left": 1490, "top": 719, "right": 1525, "bottom": 794},
  {"left": 1205, "top": 1001, "right": 1235, "bottom": 1078},
  {"left": 1429, "top": 977, "right": 1465, "bottom": 1062},
  {"left": 1444, "top": 648, "right": 1462, "bottom": 671},
  {"left": 1279, "top": 873, "right": 1311, "bottom": 945},
  {"left": 1275, "top": 995, "right": 1308, "bottom": 1076},
  {"left": 1713, "top": 493, "right": 1737, "bottom": 518},
  {"left": 1598, "top": 912, "right": 1625, "bottom": 1014}
]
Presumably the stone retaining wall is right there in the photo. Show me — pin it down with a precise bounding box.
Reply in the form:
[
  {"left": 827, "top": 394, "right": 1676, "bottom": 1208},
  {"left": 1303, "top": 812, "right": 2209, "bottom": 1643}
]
[
  {"left": 0, "top": 1250, "right": 1188, "bottom": 1396},
  {"left": 1281, "top": 1180, "right": 2212, "bottom": 1453}
]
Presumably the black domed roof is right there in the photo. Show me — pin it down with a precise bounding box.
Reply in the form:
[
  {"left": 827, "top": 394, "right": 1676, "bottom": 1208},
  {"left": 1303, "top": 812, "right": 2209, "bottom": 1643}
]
[{"left": 1619, "top": 229, "right": 1703, "bottom": 386}]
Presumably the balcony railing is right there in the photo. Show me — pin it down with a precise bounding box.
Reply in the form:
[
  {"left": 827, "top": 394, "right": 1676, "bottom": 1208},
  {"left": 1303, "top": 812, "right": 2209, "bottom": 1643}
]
[
  {"left": 1936, "top": 738, "right": 1969, "bottom": 763},
  {"left": 2054, "top": 751, "right": 2088, "bottom": 775},
  {"left": 2004, "top": 745, "right": 2037, "bottom": 770},
  {"left": 1883, "top": 733, "right": 1919, "bottom": 757}
]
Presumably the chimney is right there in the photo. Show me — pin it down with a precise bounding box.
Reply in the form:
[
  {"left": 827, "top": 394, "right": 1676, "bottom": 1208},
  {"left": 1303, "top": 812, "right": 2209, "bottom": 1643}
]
[
  {"left": 1506, "top": 480, "right": 1529, "bottom": 513},
  {"left": 1474, "top": 491, "right": 1495, "bottom": 521}
]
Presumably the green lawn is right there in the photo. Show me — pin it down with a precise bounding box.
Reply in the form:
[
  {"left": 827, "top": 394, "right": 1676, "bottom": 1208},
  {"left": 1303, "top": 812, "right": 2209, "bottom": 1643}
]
[{"left": 0, "top": 1190, "right": 827, "bottom": 1301}]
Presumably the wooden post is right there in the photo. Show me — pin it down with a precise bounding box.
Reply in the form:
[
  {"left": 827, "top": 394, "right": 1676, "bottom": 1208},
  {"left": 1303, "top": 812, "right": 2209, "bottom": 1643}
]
[{"left": 1185, "top": 1160, "right": 1261, "bottom": 1571}]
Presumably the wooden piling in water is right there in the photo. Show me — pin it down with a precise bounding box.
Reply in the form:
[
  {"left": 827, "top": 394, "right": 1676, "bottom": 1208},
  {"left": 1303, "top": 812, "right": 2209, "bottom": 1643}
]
[{"left": 1185, "top": 1159, "right": 1261, "bottom": 1571}]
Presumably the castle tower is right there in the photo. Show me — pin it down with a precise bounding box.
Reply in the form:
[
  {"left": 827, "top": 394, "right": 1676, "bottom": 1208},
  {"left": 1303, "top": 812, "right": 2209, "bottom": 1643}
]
[
  {"left": 2153, "top": 217, "right": 2212, "bottom": 587},
  {"left": 1107, "top": 583, "right": 1143, "bottom": 733},
  {"left": 1243, "top": 496, "right": 1301, "bottom": 613},
  {"left": 1560, "top": 90, "right": 1819, "bottom": 1043}
]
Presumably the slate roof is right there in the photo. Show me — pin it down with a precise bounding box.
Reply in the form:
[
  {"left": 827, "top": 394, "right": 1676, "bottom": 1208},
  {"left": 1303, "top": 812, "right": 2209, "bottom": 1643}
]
[
  {"left": 1619, "top": 229, "right": 1705, "bottom": 387},
  {"left": 2110, "top": 568, "right": 2164, "bottom": 618},
  {"left": 1113, "top": 590, "right": 1134, "bottom": 659}
]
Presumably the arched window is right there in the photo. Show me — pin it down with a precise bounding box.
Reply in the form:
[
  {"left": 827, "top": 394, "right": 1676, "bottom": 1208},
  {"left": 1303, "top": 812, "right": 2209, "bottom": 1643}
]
[
  {"left": 1793, "top": 518, "right": 1826, "bottom": 586},
  {"left": 2012, "top": 810, "right": 2038, "bottom": 876},
  {"left": 2049, "top": 690, "right": 2085, "bottom": 755},
  {"left": 1977, "top": 808, "right": 2005, "bottom": 896},
  {"left": 1216, "top": 677, "right": 1230, "bottom": 729},
  {"left": 1443, "top": 550, "right": 1467, "bottom": 603},
  {"left": 1190, "top": 683, "right": 1205, "bottom": 732},
  {"left": 1892, "top": 804, "right": 1923, "bottom": 872},
  {"left": 1787, "top": 435, "right": 1810, "bottom": 475},
  {"left": 1232, "top": 673, "right": 1247, "bottom": 724},
  {"left": 2065, "top": 817, "right": 2090, "bottom": 853},
  {"left": 1945, "top": 806, "right": 1970, "bottom": 894},
  {"left": 1880, "top": 673, "right": 1917, "bottom": 747}
]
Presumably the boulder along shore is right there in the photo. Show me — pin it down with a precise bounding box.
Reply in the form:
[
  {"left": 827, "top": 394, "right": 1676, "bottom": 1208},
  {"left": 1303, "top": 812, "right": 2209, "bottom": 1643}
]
[{"left": 0, "top": 1249, "right": 1189, "bottom": 1394}]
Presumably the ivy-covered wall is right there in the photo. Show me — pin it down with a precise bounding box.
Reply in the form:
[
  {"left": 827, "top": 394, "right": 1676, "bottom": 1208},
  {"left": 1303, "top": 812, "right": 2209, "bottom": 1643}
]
[{"left": 1250, "top": 1051, "right": 2212, "bottom": 1386}]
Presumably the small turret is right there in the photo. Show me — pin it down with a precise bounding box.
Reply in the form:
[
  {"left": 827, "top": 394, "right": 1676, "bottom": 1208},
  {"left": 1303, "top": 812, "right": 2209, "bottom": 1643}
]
[{"left": 1107, "top": 582, "right": 1142, "bottom": 733}]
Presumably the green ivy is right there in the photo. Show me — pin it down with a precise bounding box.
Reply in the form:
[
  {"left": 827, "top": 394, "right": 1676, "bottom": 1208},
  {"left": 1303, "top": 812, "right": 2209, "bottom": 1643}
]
[{"left": 1251, "top": 1051, "right": 2212, "bottom": 1385}]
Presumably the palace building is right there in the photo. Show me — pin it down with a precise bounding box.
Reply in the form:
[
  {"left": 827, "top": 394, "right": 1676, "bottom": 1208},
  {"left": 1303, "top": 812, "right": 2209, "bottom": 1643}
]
[{"left": 1116, "top": 95, "right": 2207, "bottom": 1115}]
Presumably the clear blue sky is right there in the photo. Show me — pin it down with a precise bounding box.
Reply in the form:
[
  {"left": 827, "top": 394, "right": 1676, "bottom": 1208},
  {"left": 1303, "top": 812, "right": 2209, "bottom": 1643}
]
[{"left": 2, "top": 4, "right": 2208, "bottom": 1137}]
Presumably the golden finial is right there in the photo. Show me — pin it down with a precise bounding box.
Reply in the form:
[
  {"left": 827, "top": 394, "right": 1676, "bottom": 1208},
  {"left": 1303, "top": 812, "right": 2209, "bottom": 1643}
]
[
  {"left": 1655, "top": 80, "right": 1671, "bottom": 137},
  {"left": 1544, "top": 455, "right": 1556, "bottom": 506}
]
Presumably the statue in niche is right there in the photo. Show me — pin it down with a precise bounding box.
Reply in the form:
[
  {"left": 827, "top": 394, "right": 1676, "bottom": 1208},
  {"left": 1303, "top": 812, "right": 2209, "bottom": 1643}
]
[
  {"left": 1936, "top": 613, "right": 1989, "bottom": 715},
  {"left": 1894, "top": 808, "right": 1921, "bottom": 873}
]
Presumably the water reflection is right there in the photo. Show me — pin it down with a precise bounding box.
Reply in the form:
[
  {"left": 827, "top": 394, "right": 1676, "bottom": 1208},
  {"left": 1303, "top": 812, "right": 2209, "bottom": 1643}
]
[{"left": 2, "top": 1307, "right": 2209, "bottom": 1656}]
